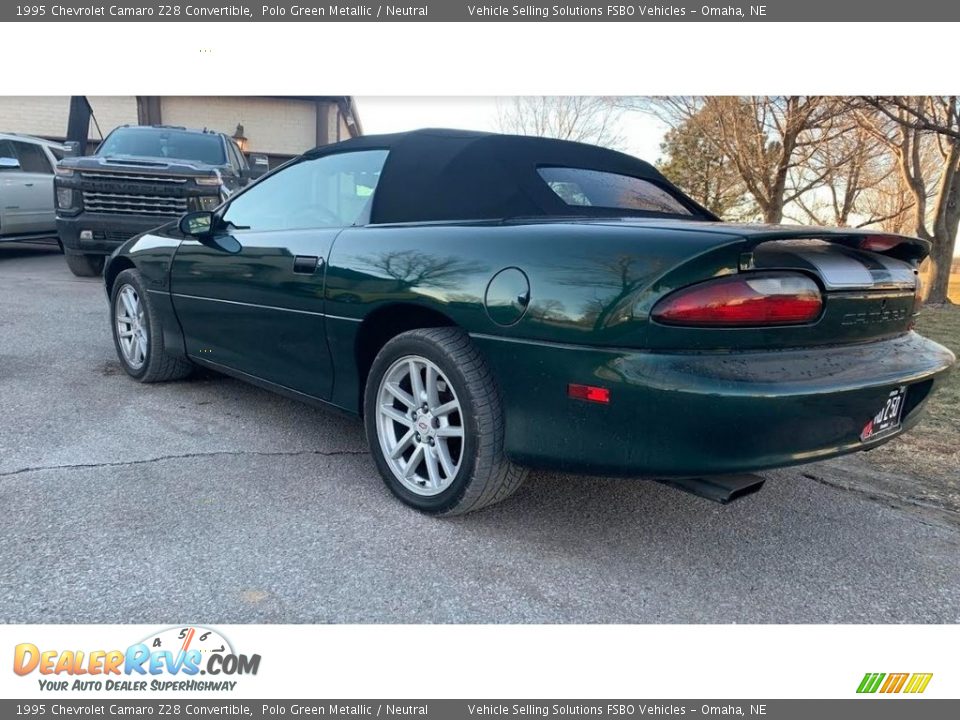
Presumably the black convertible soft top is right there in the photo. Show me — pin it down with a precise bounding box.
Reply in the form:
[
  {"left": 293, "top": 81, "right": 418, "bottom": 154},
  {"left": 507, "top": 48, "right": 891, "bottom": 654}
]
[{"left": 303, "top": 128, "right": 716, "bottom": 225}]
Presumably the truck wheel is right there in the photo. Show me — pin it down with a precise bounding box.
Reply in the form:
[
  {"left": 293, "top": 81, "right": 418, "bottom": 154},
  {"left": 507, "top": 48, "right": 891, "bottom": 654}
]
[
  {"left": 110, "top": 269, "right": 192, "bottom": 383},
  {"left": 364, "top": 327, "right": 527, "bottom": 516},
  {"left": 64, "top": 253, "right": 104, "bottom": 277}
]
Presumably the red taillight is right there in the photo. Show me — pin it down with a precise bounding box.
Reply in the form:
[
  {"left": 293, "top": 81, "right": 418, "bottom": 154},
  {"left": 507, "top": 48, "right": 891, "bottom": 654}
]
[
  {"left": 651, "top": 272, "right": 822, "bottom": 327},
  {"left": 568, "top": 383, "right": 610, "bottom": 404},
  {"left": 859, "top": 235, "right": 902, "bottom": 253}
]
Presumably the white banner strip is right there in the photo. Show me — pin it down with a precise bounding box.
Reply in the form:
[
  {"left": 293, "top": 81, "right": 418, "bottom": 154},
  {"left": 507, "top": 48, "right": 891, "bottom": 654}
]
[{"left": 1, "top": 625, "right": 955, "bottom": 700}]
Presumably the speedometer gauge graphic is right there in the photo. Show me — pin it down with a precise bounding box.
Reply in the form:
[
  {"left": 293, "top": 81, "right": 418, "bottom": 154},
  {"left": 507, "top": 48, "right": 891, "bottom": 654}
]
[{"left": 137, "top": 626, "right": 234, "bottom": 659}]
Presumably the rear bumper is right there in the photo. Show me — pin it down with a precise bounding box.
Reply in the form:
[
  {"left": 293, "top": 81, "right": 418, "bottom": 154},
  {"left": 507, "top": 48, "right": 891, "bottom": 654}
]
[
  {"left": 57, "top": 213, "right": 169, "bottom": 256},
  {"left": 472, "top": 332, "right": 955, "bottom": 477}
]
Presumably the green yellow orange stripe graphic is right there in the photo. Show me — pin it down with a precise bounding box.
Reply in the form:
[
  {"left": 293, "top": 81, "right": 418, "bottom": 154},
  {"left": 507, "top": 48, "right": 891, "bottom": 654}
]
[{"left": 857, "top": 672, "right": 933, "bottom": 694}]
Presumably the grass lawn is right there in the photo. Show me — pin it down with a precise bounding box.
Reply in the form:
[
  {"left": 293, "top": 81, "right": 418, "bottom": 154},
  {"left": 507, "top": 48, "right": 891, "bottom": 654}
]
[
  {"left": 912, "top": 305, "right": 960, "bottom": 439},
  {"left": 853, "top": 304, "right": 960, "bottom": 514}
]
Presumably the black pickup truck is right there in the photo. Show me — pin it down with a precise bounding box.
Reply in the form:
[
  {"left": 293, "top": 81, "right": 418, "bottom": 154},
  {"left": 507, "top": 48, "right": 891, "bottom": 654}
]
[{"left": 55, "top": 125, "right": 267, "bottom": 276}]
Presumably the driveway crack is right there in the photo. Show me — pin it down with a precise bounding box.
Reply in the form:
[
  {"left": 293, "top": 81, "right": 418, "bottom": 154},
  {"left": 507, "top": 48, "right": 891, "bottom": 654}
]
[
  {"left": 0, "top": 449, "right": 369, "bottom": 478},
  {"left": 802, "top": 471, "right": 959, "bottom": 529}
]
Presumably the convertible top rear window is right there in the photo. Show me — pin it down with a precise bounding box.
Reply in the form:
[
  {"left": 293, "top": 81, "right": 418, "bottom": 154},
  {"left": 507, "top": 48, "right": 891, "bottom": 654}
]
[{"left": 538, "top": 167, "right": 693, "bottom": 216}]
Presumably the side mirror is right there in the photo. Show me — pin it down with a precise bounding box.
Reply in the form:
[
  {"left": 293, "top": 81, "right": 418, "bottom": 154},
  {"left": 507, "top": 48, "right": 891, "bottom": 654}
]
[
  {"left": 0, "top": 157, "right": 21, "bottom": 170},
  {"left": 62, "top": 141, "right": 81, "bottom": 158},
  {"left": 179, "top": 211, "right": 214, "bottom": 236},
  {"left": 178, "top": 211, "right": 241, "bottom": 253}
]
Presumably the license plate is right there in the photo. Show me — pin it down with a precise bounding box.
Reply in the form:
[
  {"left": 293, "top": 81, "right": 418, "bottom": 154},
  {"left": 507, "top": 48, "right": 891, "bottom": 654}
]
[{"left": 860, "top": 386, "right": 907, "bottom": 442}]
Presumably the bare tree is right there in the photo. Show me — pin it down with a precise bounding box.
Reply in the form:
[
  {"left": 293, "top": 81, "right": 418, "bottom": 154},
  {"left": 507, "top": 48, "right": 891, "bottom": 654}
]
[
  {"left": 496, "top": 96, "right": 625, "bottom": 149},
  {"left": 357, "top": 250, "right": 485, "bottom": 292},
  {"left": 641, "top": 96, "right": 840, "bottom": 224},
  {"left": 657, "top": 111, "right": 755, "bottom": 220},
  {"left": 854, "top": 131, "right": 945, "bottom": 235},
  {"left": 789, "top": 120, "right": 893, "bottom": 227},
  {"left": 853, "top": 96, "right": 960, "bottom": 304},
  {"left": 856, "top": 169, "right": 917, "bottom": 234}
]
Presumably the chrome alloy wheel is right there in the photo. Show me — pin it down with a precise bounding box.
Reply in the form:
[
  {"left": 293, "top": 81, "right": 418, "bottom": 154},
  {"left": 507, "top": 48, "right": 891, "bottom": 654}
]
[
  {"left": 376, "top": 355, "right": 465, "bottom": 496},
  {"left": 115, "top": 284, "right": 147, "bottom": 370}
]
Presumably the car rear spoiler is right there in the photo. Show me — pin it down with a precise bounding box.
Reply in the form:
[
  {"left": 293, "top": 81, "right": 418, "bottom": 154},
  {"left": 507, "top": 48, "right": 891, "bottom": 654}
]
[{"left": 738, "top": 229, "right": 930, "bottom": 265}]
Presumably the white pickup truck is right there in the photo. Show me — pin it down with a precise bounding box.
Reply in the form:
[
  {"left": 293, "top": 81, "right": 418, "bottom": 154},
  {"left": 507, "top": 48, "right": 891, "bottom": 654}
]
[{"left": 0, "top": 132, "right": 65, "bottom": 246}]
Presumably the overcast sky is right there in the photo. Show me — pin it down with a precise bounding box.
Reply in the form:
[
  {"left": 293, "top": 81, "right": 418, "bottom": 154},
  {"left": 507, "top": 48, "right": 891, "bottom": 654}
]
[{"left": 354, "top": 96, "right": 668, "bottom": 163}]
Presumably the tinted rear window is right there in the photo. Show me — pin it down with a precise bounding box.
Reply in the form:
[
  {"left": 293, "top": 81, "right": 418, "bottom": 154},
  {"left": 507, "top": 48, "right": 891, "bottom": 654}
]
[
  {"left": 538, "top": 167, "right": 693, "bottom": 216},
  {"left": 97, "top": 128, "right": 226, "bottom": 165}
]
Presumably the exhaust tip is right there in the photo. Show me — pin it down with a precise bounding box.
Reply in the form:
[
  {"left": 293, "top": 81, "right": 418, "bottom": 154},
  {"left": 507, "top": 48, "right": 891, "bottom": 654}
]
[{"left": 655, "top": 474, "right": 766, "bottom": 504}]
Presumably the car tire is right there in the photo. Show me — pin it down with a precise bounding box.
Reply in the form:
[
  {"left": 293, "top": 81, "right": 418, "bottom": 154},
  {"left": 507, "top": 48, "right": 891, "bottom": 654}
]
[
  {"left": 64, "top": 253, "right": 105, "bottom": 277},
  {"left": 110, "top": 268, "right": 193, "bottom": 383},
  {"left": 364, "top": 327, "right": 527, "bottom": 516}
]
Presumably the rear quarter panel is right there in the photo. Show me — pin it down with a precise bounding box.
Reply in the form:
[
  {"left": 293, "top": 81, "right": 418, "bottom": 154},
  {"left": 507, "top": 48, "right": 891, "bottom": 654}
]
[
  {"left": 323, "top": 221, "right": 740, "bottom": 411},
  {"left": 326, "top": 222, "right": 741, "bottom": 345}
]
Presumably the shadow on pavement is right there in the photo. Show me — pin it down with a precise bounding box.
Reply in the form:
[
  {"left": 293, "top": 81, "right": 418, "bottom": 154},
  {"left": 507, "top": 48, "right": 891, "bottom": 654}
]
[{"left": 0, "top": 241, "right": 61, "bottom": 260}]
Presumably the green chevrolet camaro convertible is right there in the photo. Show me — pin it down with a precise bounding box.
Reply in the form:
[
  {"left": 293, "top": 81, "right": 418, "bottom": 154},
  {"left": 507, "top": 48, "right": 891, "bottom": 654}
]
[{"left": 102, "top": 129, "right": 955, "bottom": 515}]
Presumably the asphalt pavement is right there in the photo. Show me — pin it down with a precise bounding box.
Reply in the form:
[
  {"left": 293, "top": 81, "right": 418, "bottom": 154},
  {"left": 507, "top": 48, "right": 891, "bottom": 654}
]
[{"left": 1, "top": 245, "right": 958, "bottom": 623}]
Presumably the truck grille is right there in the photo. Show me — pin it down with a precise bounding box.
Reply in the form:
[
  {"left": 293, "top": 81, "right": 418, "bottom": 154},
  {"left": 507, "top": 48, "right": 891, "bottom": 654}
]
[
  {"left": 82, "top": 191, "right": 188, "bottom": 217},
  {"left": 80, "top": 172, "right": 188, "bottom": 184}
]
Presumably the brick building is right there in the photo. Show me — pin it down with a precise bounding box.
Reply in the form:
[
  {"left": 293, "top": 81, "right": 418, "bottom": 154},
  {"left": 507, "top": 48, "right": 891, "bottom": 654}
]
[{"left": 0, "top": 96, "right": 362, "bottom": 167}]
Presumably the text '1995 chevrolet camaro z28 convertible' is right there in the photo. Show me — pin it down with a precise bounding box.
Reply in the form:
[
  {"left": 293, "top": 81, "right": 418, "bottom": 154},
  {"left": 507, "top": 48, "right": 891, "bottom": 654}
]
[{"left": 103, "top": 129, "right": 955, "bottom": 515}]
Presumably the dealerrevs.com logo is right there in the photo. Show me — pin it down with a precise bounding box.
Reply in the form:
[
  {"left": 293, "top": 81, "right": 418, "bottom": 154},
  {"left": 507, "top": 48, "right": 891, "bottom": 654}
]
[{"left": 13, "top": 626, "right": 261, "bottom": 692}]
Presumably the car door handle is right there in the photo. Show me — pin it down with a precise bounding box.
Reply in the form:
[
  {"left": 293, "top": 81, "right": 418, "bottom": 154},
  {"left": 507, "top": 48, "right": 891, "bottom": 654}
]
[
  {"left": 293, "top": 255, "right": 321, "bottom": 274},
  {"left": 24, "top": 182, "right": 34, "bottom": 187}
]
